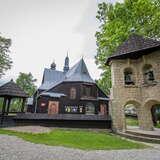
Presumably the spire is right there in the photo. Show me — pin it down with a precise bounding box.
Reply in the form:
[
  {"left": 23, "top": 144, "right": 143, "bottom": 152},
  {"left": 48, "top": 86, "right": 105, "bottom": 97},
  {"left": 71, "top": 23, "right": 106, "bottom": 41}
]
[
  {"left": 50, "top": 60, "right": 56, "bottom": 70},
  {"left": 63, "top": 52, "right": 69, "bottom": 73}
]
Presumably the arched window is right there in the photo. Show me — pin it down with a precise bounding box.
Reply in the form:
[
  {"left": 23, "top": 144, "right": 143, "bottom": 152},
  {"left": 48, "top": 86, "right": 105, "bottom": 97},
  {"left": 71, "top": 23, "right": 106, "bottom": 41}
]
[
  {"left": 143, "top": 64, "right": 155, "bottom": 83},
  {"left": 70, "top": 87, "right": 76, "bottom": 99},
  {"left": 124, "top": 68, "right": 134, "bottom": 85}
]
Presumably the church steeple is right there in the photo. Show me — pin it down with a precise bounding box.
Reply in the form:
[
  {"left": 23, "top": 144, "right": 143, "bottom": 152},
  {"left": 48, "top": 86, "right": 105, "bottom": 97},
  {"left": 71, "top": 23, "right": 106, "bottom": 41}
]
[{"left": 63, "top": 53, "right": 69, "bottom": 73}]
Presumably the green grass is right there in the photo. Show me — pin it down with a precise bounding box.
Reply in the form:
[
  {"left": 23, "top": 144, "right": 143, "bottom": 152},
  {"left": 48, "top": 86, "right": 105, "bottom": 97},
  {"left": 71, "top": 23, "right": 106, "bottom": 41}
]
[
  {"left": 155, "top": 123, "right": 160, "bottom": 128},
  {"left": 0, "top": 129, "right": 147, "bottom": 150},
  {"left": 126, "top": 117, "right": 139, "bottom": 126}
]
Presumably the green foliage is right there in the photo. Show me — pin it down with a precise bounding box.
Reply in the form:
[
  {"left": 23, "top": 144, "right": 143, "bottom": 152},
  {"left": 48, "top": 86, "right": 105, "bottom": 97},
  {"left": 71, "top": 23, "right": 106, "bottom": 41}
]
[
  {"left": 0, "top": 129, "right": 147, "bottom": 150},
  {"left": 16, "top": 72, "right": 37, "bottom": 97},
  {"left": 96, "top": 69, "right": 111, "bottom": 95},
  {"left": 96, "top": 0, "right": 160, "bottom": 94},
  {"left": 126, "top": 116, "right": 139, "bottom": 126},
  {"left": 0, "top": 35, "right": 12, "bottom": 77}
]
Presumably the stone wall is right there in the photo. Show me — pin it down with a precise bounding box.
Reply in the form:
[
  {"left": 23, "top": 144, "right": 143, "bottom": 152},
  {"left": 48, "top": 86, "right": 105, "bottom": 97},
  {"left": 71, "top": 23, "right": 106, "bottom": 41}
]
[{"left": 110, "top": 51, "right": 160, "bottom": 131}]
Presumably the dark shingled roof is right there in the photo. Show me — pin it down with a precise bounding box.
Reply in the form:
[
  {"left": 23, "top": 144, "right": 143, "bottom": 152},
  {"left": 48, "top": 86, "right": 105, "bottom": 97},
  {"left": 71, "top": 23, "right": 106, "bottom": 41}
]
[
  {"left": 0, "top": 80, "right": 28, "bottom": 97},
  {"left": 39, "top": 58, "right": 95, "bottom": 90},
  {"left": 64, "top": 58, "right": 95, "bottom": 83},
  {"left": 39, "top": 69, "right": 65, "bottom": 90},
  {"left": 107, "top": 34, "right": 160, "bottom": 65}
]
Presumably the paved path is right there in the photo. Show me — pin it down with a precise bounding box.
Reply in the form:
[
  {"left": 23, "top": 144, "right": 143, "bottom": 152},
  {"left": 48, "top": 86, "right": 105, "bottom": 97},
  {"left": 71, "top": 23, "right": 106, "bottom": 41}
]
[
  {"left": 127, "top": 126, "right": 160, "bottom": 136},
  {"left": 0, "top": 135, "right": 160, "bottom": 160}
]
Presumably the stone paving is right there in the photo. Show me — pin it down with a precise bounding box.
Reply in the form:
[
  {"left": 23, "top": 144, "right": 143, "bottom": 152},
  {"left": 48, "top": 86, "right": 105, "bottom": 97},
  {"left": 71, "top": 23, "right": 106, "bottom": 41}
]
[
  {"left": 0, "top": 134, "right": 160, "bottom": 160},
  {"left": 127, "top": 126, "right": 160, "bottom": 136}
]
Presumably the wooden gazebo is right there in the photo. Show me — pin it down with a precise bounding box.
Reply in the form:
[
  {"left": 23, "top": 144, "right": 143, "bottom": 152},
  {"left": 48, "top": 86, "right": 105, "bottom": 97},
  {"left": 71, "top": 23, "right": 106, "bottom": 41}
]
[{"left": 0, "top": 79, "right": 28, "bottom": 124}]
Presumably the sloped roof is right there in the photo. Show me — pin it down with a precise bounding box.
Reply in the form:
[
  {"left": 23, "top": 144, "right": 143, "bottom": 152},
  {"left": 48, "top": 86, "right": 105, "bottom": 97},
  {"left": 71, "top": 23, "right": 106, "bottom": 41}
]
[
  {"left": 0, "top": 80, "right": 28, "bottom": 97},
  {"left": 39, "top": 58, "right": 95, "bottom": 90},
  {"left": 64, "top": 58, "right": 95, "bottom": 83},
  {"left": 39, "top": 69, "right": 65, "bottom": 90},
  {"left": 107, "top": 34, "right": 160, "bottom": 64}
]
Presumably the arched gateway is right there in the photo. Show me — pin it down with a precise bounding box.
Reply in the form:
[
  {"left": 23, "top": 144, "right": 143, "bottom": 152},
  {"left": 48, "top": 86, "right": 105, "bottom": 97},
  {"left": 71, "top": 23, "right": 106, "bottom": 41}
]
[{"left": 107, "top": 34, "right": 160, "bottom": 131}]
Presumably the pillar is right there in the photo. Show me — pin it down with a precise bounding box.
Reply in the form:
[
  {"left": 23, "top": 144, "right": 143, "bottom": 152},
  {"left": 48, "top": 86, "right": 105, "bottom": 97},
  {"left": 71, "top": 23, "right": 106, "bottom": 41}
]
[
  {"left": 1, "top": 97, "right": 7, "bottom": 124},
  {"left": 6, "top": 98, "right": 11, "bottom": 115},
  {"left": 21, "top": 98, "right": 26, "bottom": 112},
  {"left": 111, "top": 100, "right": 126, "bottom": 132},
  {"left": 138, "top": 106, "right": 154, "bottom": 131}
]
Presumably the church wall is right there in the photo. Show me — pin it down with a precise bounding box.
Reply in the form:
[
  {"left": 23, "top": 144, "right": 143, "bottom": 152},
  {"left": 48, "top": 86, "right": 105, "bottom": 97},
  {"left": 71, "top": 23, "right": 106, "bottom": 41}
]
[{"left": 35, "top": 82, "right": 109, "bottom": 115}]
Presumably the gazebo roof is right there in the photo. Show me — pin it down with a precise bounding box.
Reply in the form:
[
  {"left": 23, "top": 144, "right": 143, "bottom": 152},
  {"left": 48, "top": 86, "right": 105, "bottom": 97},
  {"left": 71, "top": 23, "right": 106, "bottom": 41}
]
[
  {"left": 106, "top": 34, "right": 160, "bottom": 65},
  {"left": 0, "top": 80, "right": 28, "bottom": 98}
]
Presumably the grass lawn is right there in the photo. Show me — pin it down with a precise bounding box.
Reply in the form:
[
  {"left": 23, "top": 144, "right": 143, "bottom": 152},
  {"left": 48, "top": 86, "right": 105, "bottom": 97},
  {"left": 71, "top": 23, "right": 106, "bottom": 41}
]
[
  {"left": 126, "top": 117, "right": 139, "bottom": 126},
  {"left": 155, "top": 123, "right": 160, "bottom": 128},
  {"left": 0, "top": 129, "right": 147, "bottom": 150}
]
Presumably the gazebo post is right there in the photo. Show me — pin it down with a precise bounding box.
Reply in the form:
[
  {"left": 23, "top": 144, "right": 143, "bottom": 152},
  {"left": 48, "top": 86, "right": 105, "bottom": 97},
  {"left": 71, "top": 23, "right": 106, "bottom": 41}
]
[
  {"left": 6, "top": 97, "right": 11, "bottom": 115},
  {"left": 1, "top": 97, "right": 7, "bottom": 125},
  {"left": 21, "top": 98, "right": 26, "bottom": 113}
]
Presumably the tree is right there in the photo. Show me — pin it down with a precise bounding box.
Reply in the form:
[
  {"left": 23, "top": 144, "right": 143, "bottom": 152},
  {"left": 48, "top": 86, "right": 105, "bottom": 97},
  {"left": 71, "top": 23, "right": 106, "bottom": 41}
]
[
  {"left": 16, "top": 72, "right": 37, "bottom": 97},
  {"left": 0, "top": 35, "right": 12, "bottom": 77},
  {"left": 95, "top": 0, "right": 160, "bottom": 94}
]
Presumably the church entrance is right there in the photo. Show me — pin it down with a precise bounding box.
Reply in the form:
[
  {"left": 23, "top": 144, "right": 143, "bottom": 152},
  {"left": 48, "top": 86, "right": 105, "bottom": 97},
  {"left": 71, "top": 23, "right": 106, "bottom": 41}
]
[{"left": 48, "top": 101, "right": 59, "bottom": 115}]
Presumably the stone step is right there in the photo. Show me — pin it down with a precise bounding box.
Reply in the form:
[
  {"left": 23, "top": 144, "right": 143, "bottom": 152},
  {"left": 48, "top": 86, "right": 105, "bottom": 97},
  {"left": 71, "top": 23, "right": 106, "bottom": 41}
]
[
  {"left": 126, "top": 130, "right": 160, "bottom": 139},
  {"left": 117, "top": 131, "right": 160, "bottom": 144}
]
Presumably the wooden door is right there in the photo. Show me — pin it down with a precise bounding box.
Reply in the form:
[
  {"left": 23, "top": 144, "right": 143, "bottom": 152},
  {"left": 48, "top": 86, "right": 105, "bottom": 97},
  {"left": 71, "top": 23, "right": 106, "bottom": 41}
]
[{"left": 48, "top": 101, "right": 59, "bottom": 115}]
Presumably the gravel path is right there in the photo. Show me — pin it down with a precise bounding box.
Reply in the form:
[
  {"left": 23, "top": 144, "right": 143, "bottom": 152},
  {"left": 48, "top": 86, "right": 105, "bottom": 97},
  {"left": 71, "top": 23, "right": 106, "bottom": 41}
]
[
  {"left": 0, "top": 135, "right": 160, "bottom": 160},
  {"left": 3, "top": 126, "right": 51, "bottom": 133}
]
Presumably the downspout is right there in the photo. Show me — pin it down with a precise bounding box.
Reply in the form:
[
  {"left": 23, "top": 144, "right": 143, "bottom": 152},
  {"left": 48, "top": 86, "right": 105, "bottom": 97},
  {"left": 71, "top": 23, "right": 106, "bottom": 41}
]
[{"left": 34, "top": 90, "right": 39, "bottom": 113}]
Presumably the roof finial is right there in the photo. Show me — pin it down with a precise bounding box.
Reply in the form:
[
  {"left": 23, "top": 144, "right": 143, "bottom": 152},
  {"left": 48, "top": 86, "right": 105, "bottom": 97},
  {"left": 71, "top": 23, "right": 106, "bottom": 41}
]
[{"left": 51, "top": 59, "right": 56, "bottom": 70}]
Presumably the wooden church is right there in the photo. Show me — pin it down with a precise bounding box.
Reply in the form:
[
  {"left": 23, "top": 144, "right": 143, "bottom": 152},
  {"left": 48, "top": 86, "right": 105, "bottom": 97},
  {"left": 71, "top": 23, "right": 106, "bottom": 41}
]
[
  {"left": 29, "top": 56, "right": 109, "bottom": 114},
  {"left": 16, "top": 56, "right": 111, "bottom": 128}
]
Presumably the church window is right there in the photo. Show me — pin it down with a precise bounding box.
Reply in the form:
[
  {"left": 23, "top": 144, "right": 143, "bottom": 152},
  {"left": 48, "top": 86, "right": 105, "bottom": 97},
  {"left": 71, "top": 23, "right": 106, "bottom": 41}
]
[
  {"left": 85, "top": 102, "right": 95, "bottom": 114},
  {"left": 70, "top": 87, "right": 76, "bottom": 99}
]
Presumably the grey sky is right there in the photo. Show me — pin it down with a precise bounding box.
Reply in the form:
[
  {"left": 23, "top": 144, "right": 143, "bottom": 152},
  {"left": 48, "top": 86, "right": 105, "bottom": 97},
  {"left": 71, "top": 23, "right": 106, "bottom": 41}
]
[{"left": 0, "top": 0, "right": 121, "bottom": 85}]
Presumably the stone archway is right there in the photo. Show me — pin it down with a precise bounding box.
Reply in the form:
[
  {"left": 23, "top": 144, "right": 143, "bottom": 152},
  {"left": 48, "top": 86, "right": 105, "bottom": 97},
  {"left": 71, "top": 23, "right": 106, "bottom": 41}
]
[
  {"left": 141, "top": 99, "right": 160, "bottom": 130},
  {"left": 151, "top": 104, "right": 160, "bottom": 127},
  {"left": 123, "top": 100, "right": 141, "bottom": 131},
  {"left": 111, "top": 99, "right": 141, "bottom": 132}
]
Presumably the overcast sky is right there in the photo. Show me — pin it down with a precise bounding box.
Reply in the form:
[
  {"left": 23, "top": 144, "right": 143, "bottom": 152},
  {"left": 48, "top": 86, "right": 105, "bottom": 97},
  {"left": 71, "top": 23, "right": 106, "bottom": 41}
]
[{"left": 0, "top": 0, "right": 121, "bottom": 85}]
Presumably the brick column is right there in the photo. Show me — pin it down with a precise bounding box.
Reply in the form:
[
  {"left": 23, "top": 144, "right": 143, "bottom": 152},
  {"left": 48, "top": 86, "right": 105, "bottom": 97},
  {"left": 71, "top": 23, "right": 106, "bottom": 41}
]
[
  {"left": 138, "top": 106, "right": 154, "bottom": 131},
  {"left": 111, "top": 100, "right": 126, "bottom": 132}
]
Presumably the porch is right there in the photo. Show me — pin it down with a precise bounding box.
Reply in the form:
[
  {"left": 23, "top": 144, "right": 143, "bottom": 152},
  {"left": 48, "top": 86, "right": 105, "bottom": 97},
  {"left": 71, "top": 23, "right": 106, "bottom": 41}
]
[{"left": 14, "top": 113, "right": 112, "bottom": 129}]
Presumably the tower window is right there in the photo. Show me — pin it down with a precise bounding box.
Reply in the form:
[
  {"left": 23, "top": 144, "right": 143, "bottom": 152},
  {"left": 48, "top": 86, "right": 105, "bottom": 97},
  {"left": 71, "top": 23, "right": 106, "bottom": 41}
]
[
  {"left": 143, "top": 64, "right": 155, "bottom": 83},
  {"left": 124, "top": 68, "right": 134, "bottom": 85}
]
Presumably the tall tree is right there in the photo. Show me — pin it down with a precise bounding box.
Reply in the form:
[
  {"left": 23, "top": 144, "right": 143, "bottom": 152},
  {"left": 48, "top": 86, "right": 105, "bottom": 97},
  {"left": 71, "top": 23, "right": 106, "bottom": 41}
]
[
  {"left": 16, "top": 72, "right": 37, "bottom": 97},
  {"left": 95, "top": 0, "right": 160, "bottom": 94},
  {"left": 0, "top": 35, "right": 12, "bottom": 77}
]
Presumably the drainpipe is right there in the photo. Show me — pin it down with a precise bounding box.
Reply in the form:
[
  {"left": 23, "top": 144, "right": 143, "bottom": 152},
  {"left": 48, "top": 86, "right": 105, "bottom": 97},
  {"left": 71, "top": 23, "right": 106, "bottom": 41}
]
[{"left": 34, "top": 91, "right": 39, "bottom": 113}]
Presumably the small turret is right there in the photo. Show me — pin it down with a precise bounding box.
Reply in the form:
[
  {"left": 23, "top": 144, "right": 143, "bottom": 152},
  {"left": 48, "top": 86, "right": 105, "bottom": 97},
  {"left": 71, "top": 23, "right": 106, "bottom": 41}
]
[
  {"left": 63, "top": 53, "right": 69, "bottom": 73},
  {"left": 50, "top": 60, "right": 56, "bottom": 70}
]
